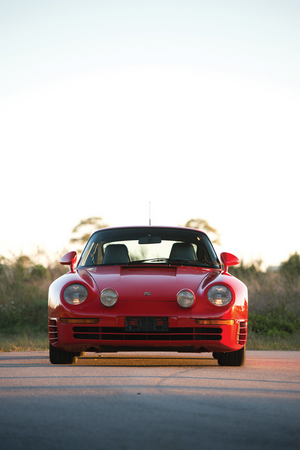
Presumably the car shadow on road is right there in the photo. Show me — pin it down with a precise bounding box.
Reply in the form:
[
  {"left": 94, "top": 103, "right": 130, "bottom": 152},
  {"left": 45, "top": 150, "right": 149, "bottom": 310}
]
[
  {"left": 76, "top": 355, "right": 219, "bottom": 367},
  {"left": 0, "top": 353, "right": 219, "bottom": 367}
]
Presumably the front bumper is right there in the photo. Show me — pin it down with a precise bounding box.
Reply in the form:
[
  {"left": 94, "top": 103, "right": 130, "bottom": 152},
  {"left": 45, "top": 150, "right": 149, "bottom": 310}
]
[{"left": 49, "top": 316, "right": 247, "bottom": 354}]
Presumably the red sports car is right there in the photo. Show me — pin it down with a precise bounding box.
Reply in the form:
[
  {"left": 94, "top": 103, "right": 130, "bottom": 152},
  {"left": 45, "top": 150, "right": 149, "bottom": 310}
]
[{"left": 48, "top": 226, "right": 248, "bottom": 366}]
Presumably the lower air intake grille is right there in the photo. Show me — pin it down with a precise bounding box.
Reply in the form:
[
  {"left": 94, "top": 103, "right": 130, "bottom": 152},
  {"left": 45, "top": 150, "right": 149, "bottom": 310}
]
[{"left": 72, "top": 326, "right": 222, "bottom": 341}]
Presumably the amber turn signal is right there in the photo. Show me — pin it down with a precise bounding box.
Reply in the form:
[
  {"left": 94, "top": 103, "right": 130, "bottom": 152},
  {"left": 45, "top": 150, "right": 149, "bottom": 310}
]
[
  {"left": 195, "top": 319, "right": 234, "bottom": 325},
  {"left": 60, "top": 318, "right": 99, "bottom": 324}
]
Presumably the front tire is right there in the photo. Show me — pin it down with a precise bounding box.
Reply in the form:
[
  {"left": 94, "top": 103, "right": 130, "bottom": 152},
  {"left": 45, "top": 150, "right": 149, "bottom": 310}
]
[
  {"left": 217, "top": 346, "right": 246, "bottom": 367},
  {"left": 49, "top": 343, "right": 78, "bottom": 365}
]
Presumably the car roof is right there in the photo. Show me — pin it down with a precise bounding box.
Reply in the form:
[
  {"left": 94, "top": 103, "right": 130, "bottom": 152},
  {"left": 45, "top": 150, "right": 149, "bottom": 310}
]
[{"left": 91, "top": 225, "right": 208, "bottom": 236}]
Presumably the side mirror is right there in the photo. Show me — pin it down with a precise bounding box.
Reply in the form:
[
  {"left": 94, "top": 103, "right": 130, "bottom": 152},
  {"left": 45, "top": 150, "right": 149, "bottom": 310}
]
[
  {"left": 220, "top": 252, "right": 239, "bottom": 274},
  {"left": 60, "top": 251, "right": 77, "bottom": 273}
]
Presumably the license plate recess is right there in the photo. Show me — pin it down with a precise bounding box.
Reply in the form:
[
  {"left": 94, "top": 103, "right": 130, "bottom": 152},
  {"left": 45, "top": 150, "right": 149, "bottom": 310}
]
[{"left": 125, "top": 317, "right": 169, "bottom": 332}]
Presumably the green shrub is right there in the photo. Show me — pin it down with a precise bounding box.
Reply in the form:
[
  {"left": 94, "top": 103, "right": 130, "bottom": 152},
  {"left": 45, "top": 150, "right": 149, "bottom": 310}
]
[
  {"left": 249, "top": 310, "right": 300, "bottom": 336},
  {"left": 231, "top": 258, "right": 300, "bottom": 338},
  {"left": 0, "top": 254, "right": 67, "bottom": 333},
  {"left": 280, "top": 252, "right": 300, "bottom": 285}
]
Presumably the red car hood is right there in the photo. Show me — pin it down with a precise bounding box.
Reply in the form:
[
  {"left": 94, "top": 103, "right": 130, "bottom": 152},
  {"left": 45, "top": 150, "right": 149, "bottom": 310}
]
[{"left": 86, "top": 265, "right": 212, "bottom": 301}]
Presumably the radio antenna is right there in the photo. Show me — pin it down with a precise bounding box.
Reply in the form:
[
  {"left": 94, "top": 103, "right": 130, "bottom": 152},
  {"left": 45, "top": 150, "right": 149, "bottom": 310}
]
[{"left": 149, "top": 201, "right": 151, "bottom": 225}]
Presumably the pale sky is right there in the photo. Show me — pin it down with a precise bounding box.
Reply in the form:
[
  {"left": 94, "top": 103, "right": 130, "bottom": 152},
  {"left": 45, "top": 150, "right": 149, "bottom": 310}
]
[{"left": 1, "top": 0, "right": 299, "bottom": 268}]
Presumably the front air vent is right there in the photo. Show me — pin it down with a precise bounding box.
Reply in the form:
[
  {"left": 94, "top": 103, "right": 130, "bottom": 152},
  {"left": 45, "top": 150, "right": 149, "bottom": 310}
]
[
  {"left": 48, "top": 319, "right": 58, "bottom": 344},
  {"left": 237, "top": 321, "right": 247, "bottom": 345}
]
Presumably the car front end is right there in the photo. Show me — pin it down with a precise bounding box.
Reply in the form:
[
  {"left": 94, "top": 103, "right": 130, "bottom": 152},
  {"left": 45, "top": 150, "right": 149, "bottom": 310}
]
[{"left": 48, "top": 226, "right": 248, "bottom": 366}]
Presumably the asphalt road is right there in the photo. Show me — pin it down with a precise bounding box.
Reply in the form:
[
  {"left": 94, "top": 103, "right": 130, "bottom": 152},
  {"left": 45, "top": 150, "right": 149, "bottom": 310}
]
[{"left": 0, "top": 350, "right": 299, "bottom": 450}]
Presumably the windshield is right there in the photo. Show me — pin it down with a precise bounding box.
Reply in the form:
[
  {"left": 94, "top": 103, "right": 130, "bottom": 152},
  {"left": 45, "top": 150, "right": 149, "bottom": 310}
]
[{"left": 79, "top": 227, "right": 220, "bottom": 268}]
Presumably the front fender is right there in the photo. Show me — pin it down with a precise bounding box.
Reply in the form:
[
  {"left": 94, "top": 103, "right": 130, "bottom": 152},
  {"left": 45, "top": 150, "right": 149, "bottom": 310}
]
[
  {"left": 48, "top": 269, "right": 102, "bottom": 318},
  {"left": 191, "top": 271, "right": 248, "bottom": 320}
]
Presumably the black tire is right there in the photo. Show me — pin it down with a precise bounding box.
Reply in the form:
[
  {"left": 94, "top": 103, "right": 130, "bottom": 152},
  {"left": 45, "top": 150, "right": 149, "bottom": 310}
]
[
  {"left": 217, "top": 346, "right": 246, "bottom": 367},
  {"left": 49, "top": 343, "right": 78, "bottom": 365},
  {"left": 212, "top": 352, "right": 220, "bottom": 359}
]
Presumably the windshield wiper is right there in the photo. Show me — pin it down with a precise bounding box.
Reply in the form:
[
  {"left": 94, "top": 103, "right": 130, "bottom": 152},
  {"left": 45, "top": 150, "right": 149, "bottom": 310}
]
[
  {"left": 128, "top": 258, "right": 221, "bottom": 268},
  {"left": 168, "top": 258, "right": 221, "bottom": 268},
  {"left": 167, "top": 258, "right": 192, "bottom": 264},
  {"left": 198, "top": 260, "right": 222, "bottom": 268},
  {"left": 129, "top": 258, "right": 169, "bottom": 264}
]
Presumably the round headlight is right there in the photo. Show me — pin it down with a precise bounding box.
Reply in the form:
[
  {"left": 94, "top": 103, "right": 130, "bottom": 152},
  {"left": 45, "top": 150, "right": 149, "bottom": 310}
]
[
  {"left": 63, "top": 284, "right": 88, "bottom": 305},
  {"left": 100, "top": 288, "right": 118, "bottom": 307},
  {"left": 177, "top": 289, "right": 195, "bottom": 308},
  {"left": 207, "top": 285, "right": 232, "bottom": 306}
]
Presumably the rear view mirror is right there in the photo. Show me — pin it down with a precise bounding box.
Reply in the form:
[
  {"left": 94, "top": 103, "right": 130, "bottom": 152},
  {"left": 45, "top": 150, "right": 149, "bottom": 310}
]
[{"left": 138, "top": 235, "right": 162, "bottom": 244}]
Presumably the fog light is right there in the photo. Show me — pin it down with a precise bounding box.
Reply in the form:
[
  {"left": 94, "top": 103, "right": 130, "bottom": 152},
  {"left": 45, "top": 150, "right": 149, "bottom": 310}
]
[
  {"left": 177, "top": 289, "right": 195, "bottom": 308},
  {"left": 100, "top": 288, "right": 118, "bottom": 307}
]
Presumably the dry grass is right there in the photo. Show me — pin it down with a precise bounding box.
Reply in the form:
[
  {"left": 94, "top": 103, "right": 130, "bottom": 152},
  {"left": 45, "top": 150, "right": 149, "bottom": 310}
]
[{"left": 0, "top": 330, "right": 49, "bottom": 352}]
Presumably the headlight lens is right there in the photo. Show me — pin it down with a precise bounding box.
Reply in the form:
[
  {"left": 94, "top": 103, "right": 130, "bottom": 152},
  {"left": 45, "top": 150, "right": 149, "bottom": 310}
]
[
  {"left": 63, "top": 284, "right": 88, "bottom": 305},
  {"left": 100, "top": 288, "right": 118, "bottom": 307},
  {"left": 177, "top": 289, "right": 195, "bottom": 308},
  {"left": 207, "top": 285, "right": 232, "bottom": 306}
]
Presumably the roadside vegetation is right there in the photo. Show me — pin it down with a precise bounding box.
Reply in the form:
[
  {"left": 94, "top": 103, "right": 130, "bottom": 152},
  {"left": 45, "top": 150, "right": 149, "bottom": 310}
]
[
  {"left": 0, "top": 250, "right": 300, "bottom": 352},
  {"left": 231, "top": 255, "right": 300, "bottom": 350},
  {"left": 0, "top": 254, "right": 67, "bottom": 351}
]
